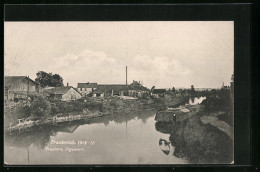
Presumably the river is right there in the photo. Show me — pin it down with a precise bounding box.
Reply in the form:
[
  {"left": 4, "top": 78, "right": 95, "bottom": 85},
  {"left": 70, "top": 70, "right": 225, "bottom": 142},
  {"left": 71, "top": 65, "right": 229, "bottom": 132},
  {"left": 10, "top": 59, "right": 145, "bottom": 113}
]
[{"left": 4, "top": 97, "right": 206, "bottom": 165}]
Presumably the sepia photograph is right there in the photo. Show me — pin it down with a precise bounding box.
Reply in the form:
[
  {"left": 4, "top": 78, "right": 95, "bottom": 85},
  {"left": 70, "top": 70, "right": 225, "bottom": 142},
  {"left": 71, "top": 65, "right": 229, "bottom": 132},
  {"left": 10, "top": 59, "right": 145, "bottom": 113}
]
[{"left": 4, "top": 21, "right": 234, "bottom": 165}]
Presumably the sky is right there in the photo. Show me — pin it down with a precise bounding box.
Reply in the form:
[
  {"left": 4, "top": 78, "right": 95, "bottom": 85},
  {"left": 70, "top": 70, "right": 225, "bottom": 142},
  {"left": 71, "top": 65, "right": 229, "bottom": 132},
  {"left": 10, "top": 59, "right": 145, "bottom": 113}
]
[{"left": 4, "top": 21, "right": 234, "bottom": 89}]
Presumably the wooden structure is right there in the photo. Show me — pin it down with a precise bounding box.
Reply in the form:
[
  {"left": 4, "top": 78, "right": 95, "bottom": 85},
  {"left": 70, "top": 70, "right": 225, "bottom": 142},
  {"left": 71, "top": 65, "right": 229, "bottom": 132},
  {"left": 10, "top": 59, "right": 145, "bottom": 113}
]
[
  {"left": 4, "top": 76, "right": 43, "bottom": 101},
  {"left": 44, "top": 86, "right": 82, "bottom": 101}
]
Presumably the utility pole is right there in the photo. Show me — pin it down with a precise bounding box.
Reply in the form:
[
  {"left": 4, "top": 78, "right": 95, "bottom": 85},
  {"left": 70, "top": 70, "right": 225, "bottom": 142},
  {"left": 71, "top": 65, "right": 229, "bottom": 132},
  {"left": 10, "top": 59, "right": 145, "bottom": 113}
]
[{"left": 126, "top": 66, "right": 128, "bottom": 85}]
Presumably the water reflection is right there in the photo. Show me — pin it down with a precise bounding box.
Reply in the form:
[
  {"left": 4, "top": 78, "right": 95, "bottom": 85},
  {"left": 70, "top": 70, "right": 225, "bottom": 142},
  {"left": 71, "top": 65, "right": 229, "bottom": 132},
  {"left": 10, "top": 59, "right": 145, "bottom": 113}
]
[
  {"left": 159, "top": 138, "right": 171, "bottom": 155},
  {"left": 5, "top": 110, "right": 187, "bottom": 164},
  {"left": 189, "top": 96, "right": 206, "bottom": 105}
]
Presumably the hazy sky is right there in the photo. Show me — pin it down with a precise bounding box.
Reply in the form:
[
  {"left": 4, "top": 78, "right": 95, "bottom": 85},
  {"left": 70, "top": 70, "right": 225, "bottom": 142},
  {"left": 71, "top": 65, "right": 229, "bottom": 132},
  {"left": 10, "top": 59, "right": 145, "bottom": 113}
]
[{"left": 4, "top": 21, "right": 233, "bottom": 89}]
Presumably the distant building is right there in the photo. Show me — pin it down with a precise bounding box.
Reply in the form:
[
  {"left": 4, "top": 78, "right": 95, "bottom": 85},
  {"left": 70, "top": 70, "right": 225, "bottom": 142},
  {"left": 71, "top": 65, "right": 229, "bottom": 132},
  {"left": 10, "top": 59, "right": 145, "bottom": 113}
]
[
  {"left": 44, "top": 86, "right": 81, "bottom": 101},
  {"left": 90, "top": 81, "right": 150, "bottom": 98},
  {"left": 4, "top": 76, "right": 43, "bottom": 101},
  {"left": 93, "top": 84, "right": 129, "bottom": 97},
  {"left": 128, "top": 81, "right": 150, "bottom": 98},
  {"left": 77, "top": 83, "right": 97, "bottom": 97},
  {"left": 152, "top": 89, "right": 167, "bottom": 98},
  {"left": 221, "top": 82, "right": 230, "bottom": 90},
  {"left": 77, "top": 80, "right": 150, "bottom": 98},
  {"left": 92, "top": 89, "right": 105, "bottom": 98},
  {"left": 44, "top": 86, "right": 55, "bottom": 90}
]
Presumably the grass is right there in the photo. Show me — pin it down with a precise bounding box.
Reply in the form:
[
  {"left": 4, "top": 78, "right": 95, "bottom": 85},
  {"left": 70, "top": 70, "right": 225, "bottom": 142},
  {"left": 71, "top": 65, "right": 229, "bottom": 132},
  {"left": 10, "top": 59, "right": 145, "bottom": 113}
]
[
  {"left": 156, "top": 106, "right": 233, "bottom": 164},
  {"left": 217, "top": 111, "right": 233, "bottom": 126}
]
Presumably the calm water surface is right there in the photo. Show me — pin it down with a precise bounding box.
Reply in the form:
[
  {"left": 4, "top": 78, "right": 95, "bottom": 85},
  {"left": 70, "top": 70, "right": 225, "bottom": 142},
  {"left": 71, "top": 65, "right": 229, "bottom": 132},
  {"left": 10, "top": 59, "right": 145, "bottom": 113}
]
[
  {"left": 5, "top": 97, "right": 204, "bottom": 165},
  {"left": 189, "top": 96, "right": 206, "bottom": 105}
]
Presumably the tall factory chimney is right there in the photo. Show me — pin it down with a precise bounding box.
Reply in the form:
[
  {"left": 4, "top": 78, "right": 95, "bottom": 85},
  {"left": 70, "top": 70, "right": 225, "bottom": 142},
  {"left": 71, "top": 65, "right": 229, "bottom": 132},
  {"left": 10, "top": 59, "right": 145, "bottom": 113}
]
[{"left": 126, "top": 66, "right": 128, "bottom": 85}]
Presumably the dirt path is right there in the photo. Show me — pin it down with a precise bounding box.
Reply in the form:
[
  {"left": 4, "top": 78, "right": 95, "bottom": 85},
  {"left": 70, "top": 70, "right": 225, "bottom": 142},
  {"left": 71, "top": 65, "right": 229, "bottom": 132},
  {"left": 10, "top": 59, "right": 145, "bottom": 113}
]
[{"left": 200, "top": 115, "right": 234, "bottom": 140}]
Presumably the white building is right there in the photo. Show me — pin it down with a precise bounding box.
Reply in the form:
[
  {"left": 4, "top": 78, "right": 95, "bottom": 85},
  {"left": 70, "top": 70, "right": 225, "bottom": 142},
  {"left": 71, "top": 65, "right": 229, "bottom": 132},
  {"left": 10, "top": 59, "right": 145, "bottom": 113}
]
[{"left": 77, "top": 83, "right": 97, "bottom": 97}]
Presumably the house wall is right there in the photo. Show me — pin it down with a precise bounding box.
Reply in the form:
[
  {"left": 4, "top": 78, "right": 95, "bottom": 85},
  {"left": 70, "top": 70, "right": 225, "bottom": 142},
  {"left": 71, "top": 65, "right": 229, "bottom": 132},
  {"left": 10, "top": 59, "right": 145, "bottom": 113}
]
[
  {"left": 6, "top": 79, "right": 42, "bottom": 100},
  {"left": 93, "top": 93, "right": 104, "bottom": 98},
  {"left": 128, "top": 90, "right": 149, "bottom": 98},
  {"left": 9, "top": 80, "right": 35, "bottom": 92},
  {"left": 78, "top": 87, "right": 96, "bottom": 96},
  {"left": 36, "top": 84, "right": 43, "bottom": 93},
  {"left": 128, "top": 90, "right": 138, "bottom": 97},
  {"left": 53, "top": 94, "right": 62, "bottom": 100},
  {"left": 61, "top": 88, "right": 82, "bottom": 101},
  {"left": 152, "top": 94, "right": 159, "bottom": 98}
]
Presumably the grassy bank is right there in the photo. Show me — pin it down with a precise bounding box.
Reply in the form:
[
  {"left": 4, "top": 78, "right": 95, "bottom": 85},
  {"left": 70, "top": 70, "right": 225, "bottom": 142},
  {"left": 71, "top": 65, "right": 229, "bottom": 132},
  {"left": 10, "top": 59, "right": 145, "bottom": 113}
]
[
  {"left": 154, "top": 90, "right": 234, "bottom": 164},
  {"left": 4, "top": 95, "right": 188, "bottom": 129},
  {"left": 155, "top": 107, "right": 233, "bottom": 164}
]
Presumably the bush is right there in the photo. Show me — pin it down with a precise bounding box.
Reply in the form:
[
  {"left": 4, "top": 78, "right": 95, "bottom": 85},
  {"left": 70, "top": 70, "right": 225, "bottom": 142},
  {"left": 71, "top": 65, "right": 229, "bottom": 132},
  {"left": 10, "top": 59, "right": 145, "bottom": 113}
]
[
  {"left": 13, "top": 105, "right": 31, "bottom": 119},
  {"left": 201, "top": 89, "right": 232, "bottom": 112},
  {"left": 30, "top": 97, "right": 51, "bottom": 117},
  {"left": 50, "top": 103, "right": 60, "bottom": 115}
]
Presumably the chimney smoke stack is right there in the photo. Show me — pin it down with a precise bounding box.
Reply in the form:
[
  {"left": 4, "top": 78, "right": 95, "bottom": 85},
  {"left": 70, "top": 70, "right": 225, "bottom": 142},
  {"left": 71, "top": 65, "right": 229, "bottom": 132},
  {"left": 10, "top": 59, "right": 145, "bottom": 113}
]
[{"left": 126, "top": 66, "right": 128, "bottom": 85}]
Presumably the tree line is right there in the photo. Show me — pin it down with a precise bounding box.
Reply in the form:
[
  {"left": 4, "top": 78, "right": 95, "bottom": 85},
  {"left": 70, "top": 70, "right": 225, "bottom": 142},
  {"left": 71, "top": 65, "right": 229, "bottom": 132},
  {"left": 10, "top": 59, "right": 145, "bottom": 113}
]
[{"left": 35, "top": 71, "right": 64, "bottom": 87}]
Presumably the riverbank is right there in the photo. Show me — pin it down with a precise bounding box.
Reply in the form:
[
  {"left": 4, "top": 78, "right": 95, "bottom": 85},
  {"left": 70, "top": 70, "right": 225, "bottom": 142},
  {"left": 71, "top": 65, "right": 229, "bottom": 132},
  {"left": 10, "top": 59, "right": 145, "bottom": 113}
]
[
  {"left": 4, "top": 95, "right": 189, "bottom": 134},
  {"left": 155, "top": 104, "right": 233, "bottom": 164}
]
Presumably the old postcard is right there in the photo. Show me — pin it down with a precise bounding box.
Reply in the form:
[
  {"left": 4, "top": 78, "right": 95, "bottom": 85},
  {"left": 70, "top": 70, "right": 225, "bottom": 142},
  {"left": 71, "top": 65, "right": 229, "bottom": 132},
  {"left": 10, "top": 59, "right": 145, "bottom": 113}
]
[{"left": 4, "top": 21, "right": 234, "bottom": 165}]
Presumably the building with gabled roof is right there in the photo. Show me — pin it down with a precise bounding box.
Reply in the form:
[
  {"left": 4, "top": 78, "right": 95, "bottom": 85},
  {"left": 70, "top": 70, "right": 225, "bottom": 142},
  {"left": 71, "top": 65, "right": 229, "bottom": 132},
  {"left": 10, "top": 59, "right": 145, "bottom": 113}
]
[
  {"left": 152, "top": 89, "right": 167, "bottom": 98},
  {"left": 77, "top": 82, "right": 97, "bottom": 97},
  {"left": 44, "top": 86, "right": 81, "bottom": 101},
  {"left": 4, "top": 76, "right": 43, "bottom": 101}
]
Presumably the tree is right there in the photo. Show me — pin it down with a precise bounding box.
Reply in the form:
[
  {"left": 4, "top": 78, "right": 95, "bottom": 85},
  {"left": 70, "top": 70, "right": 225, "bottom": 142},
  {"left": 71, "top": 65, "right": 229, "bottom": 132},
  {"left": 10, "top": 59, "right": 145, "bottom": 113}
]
[
  {"left": 29, "top": 97, "right": 51, "bottom": 117},
  {"left": 151, "top": 86, "right": 155, "bottom": 92},
  {"left": 190, "top": 85, "right": 196, "bottom": 96},
  {"left": 191, "top": 85, "right": 195, "bottom": 92},
  {"left": 172, "top": 87, "right": 176, "bottom": 93},
  {"left": 35, "top": 71, "right": 52, "bottom": 87},
  {"left": 35, "top": 71, "right": 64, "bottom": 87},
  {"left": 52, "top": 74, "right": 64, "bottom": 87}
]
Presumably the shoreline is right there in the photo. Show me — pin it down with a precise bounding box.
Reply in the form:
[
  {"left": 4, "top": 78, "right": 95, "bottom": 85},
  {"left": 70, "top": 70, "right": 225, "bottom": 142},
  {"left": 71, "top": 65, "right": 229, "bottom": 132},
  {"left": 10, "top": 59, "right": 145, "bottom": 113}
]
[
  {"left": 5, "top": 95, "right": 189, "bottom": 135},
  {"left": 4, "top": 105, "right": 160, "bottom": 135}
]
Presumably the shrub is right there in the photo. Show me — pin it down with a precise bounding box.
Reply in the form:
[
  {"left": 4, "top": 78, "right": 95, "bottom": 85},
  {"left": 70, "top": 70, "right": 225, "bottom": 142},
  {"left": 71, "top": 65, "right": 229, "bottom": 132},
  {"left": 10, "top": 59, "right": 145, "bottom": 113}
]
[
  {"left": 30, "top": 97, "right": 51, "bottom": 117},
  {"left": 50, "top": 103, "right": 60, "bottom": 115},
  {"left": 201, "top": 89, "right": 232, "bottom": 112},
  {"left": 12, "top": 105, "right": 31, "bottom": 119}
]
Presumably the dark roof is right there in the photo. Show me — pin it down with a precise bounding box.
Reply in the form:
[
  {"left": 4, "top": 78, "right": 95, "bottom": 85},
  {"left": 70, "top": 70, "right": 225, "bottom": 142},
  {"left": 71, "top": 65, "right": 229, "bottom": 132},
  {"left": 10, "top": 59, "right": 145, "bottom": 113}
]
[
  {"left": 128, "top": 85, "right": 150, "bottom": 91},
  {"left": 153, "top": 89, "right": 167, "bottom": 94},
  {"left": 4, "top": 76, "right": 41, "bottom": 87},
  {"left": 92, "top": 84, "right": 150, "bottom": 94},
  {"left": 97, "top": 84, "right": 129, "bottom": 92},
  {"left": 77, "top": 83, "right": 97, "bottom": 88},
  {"left": 92, "top": 89, "right": 105, "bottom": 94},
  {"left": 44, "top": 86, "right": 80, "bottom": 95}
]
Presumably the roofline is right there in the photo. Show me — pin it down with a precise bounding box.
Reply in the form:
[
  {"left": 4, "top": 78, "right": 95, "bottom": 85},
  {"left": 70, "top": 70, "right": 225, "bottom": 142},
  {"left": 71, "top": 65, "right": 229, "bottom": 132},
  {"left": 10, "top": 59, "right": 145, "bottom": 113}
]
[
  {"left": 5, "top": 76, "right": 43, "bottom": 87},
  {"left": 97, "top": 84, "right": 128, "bottom": 86},
  {"left": 25, "top": 77, "right": 43, "bottom": 87},
  {"left": 48, "top": 86, "right": 81, "bottom": 95},
  {"left": 70, "top": 86, "right": 81, "bottom": 94}
]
